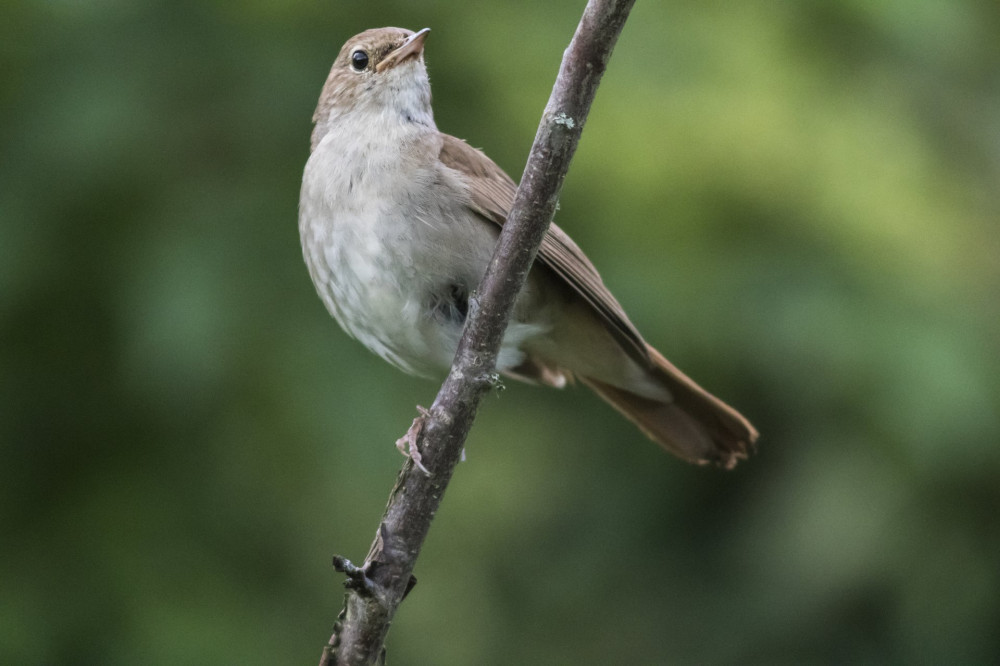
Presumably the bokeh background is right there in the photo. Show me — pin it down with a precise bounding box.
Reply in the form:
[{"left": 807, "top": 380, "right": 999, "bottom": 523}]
[{"left": 3, "top": 0, "right": 999, "bottom": 663}]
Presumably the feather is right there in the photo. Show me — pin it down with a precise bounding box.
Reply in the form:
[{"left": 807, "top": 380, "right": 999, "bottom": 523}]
[{"left": 438, "top": 133, "right": 758, "bottom": 466}]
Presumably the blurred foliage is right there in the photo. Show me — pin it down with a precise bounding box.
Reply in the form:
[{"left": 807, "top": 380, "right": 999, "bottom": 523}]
[{"left": 2, "top": 0, "right": 999, "bottom": 663}]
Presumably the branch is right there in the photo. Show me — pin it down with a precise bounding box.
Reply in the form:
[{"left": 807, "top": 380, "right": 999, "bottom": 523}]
[{"left": 320, "top": 2, "right": 636, "bottom": 663}]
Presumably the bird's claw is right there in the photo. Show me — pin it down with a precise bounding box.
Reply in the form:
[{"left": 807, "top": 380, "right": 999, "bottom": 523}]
[
  {"left": 486, "top": 372, "right": 505, "bottom": 393},
  {"left": 396, "top": 406, "right": 431, "bottom": 475}
]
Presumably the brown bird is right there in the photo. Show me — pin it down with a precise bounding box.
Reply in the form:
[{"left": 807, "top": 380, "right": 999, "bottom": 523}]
[{"left": 299, "top": 27, "right": 758, "bottom": 469}]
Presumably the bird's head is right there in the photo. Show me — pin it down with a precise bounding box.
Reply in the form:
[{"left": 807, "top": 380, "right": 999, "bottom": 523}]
[{"left": 311, "top": 27, "right": 433, "bottom": 150}]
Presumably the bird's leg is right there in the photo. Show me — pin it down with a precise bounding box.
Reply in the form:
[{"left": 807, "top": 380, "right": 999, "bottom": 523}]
[{"left": 396, "top": 406, "right": 432, "bottom": 475}]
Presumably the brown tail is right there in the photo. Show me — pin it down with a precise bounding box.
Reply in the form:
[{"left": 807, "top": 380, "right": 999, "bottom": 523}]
[{"left": 580, "top": 345, "right": 758, "bottom": 469}]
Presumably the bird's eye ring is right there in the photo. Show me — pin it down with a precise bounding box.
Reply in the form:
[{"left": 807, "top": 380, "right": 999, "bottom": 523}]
[{"left": 350, "top": 50, "right": 369, "bottom": 72}]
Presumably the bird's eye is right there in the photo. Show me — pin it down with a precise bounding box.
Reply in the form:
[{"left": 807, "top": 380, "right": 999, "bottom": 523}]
[{"left": 350, "top": 50, "right": 369, "bottom": 71}]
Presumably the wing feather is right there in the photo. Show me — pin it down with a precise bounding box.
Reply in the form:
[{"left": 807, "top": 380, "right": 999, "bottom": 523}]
[{"left": 438, "top": 133, "right": 649, "bottom": 365}]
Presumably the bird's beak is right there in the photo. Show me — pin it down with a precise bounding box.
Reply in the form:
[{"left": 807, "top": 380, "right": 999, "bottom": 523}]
[{"left": 376, "top": 28, "right": 430, "bottom": 72}]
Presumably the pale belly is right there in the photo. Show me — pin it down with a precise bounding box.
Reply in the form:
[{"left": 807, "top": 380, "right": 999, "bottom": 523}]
[
  {"left": 300, "top": 197, "right": 549, "bottom": 378},
  {"left": 299, "top": 122, "right": 551, "bottom": 378}
]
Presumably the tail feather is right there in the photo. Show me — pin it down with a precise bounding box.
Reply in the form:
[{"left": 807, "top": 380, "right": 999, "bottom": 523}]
[{"left": 581, "top": 344, "right": 758, "bottom": 469}]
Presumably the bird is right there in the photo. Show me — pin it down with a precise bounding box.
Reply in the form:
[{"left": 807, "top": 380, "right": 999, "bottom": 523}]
[{"left": 298, "top": 27, "right": 758, "bottom": 469}]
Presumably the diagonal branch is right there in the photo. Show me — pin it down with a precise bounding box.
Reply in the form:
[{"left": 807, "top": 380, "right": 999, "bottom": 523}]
[{"left": 320, "top": 1, "right": 636, "bottom": 664}]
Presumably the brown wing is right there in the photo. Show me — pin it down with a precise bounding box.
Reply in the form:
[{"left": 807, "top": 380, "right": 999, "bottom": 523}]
[
  {"left": 438, "top": 133, "right": 650, "bottom": 366},
  {"left": 439, "top": 133, "right": 758, "bottom": 465}
]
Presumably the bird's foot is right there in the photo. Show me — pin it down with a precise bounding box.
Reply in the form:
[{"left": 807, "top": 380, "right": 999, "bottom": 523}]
[
  {"left": 487, "top": 372, "right": 505, "bottom": 393},
  {"left": 396, "top": 406, "right": 431, "bottom": 475}
]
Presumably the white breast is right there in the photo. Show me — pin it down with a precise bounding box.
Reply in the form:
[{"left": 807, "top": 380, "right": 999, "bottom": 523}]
[{"left": 299, "top": 110, "right": 547, "bottom": 377}]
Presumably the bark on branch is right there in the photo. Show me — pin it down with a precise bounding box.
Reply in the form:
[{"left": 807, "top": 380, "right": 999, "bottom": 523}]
[{"left": 320, "top": 2, "right": 636, "bottom": 663}]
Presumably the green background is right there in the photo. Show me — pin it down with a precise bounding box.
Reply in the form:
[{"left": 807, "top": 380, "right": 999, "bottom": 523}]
[{"left": 3, "top": 1, "right": 999, "bottom": 663}]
